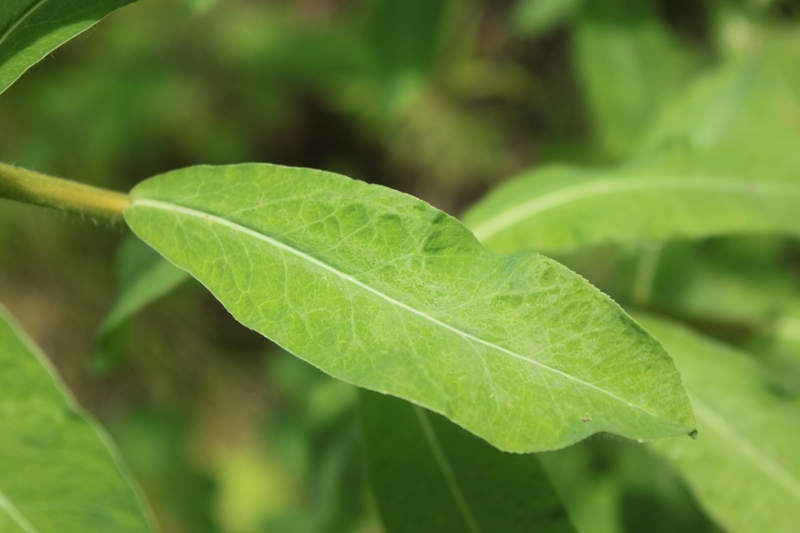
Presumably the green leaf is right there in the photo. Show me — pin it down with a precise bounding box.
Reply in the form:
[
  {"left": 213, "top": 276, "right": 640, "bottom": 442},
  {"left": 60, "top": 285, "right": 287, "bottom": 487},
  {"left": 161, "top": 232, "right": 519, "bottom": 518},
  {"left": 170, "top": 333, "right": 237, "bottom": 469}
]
[
  {"left": 310, "top": 419, "right": 370, "bottom": 533},
  {"left": 539, "top": 443, "right": 624, "bottom": 533},
  {"left": 463, "top": 37, "right": 800, "bottom": 255},
  {"left": 123, "top": 163, "right": 694, "bottom": 452},
  {"left": 105, "top": 240, "right": 190, "bottom": 333},
  {"left": 650, "top": 239, "right": 798, "bottom": 328},
  {"left": 462, "top": 158, "right": 800, "bottom": 255},
  {"left": 635, "top": 314, "right": 800, "bottom": 533},
  {"left": 93, "top": 236, "right": 190, "bottom": 373},
  {"left": 573, "top": 0, "right": 689, "bottom": 157},
  {"left": 634, "top": 45, "right": 800, "bottom": 162},
  {"left": 362, "top": 0, "right": 450, "bottom": 113},
  {"left": 0, "top": 0, "right": 136, "bottom": 96},
  {"left": 359, "top": 390, "right": 576, "bottom": 532},
  {"left": 0, "top": 305, "right": 155, "bottom": 532},
  {"left": 540, "top": 437, "right": 717, "bottom": 533},
  {"left": 755, "top": 301, "right": 800, "bottom": 395},
  {"left": 510, "top": 0, "right": 578, "bottom": 37}
]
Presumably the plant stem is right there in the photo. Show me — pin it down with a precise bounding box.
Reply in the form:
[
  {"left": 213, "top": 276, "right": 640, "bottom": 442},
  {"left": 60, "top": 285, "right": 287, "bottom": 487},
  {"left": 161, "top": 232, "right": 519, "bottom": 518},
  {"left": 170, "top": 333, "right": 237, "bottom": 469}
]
[{"left": 0, "top": 162, "right": 130, "bottom": 221}]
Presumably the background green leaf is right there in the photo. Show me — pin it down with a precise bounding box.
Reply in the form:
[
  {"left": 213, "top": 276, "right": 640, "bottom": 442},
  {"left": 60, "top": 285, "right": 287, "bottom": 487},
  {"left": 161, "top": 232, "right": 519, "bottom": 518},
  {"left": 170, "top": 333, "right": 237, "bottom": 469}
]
[
  {"left": 539, "top": 442, "right": 624, "bottom": 533},
  {"left": 92, "top": 236, "right": 190, "bottom": 373},
  {"left": 540, "top": 437, "right": 719, "bottom": 533},
  {"left": 573, "top": 0, "right": 690, "bottom": 158},
  {"left": 362, "top": 0, "right": 450, "bottom": 114},
  {"left": 0, "top": 304, "right": 155, "bottom": 532},
  {"left": 123, "top": 163, "right": 694, "bottom": 452},
  {"left": 0, "top": 0, "right": 136, "bottom": 95},
  {"left": 359, "top": 389, "right": 576, "bottom": 533},
  {"left": 510, "top": 0, "right": 578, "bottom": 37},
  {"left": 634, "top": 38, "right": 800, "bottom": 163},
  {"left": 462, "top": 160, "right": 800, "bottom": 254},
  {"left": 464, "top": 35, "right": 800, "bottom": 255},
  {"left": 636, "top": 313, "right": 800, "bottom": 533}
]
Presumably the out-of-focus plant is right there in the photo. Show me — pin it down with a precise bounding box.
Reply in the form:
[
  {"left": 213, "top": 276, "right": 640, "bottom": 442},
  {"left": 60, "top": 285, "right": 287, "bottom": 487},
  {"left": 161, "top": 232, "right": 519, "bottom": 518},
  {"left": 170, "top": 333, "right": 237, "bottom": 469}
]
[{"left": 1, "top": 1, "right": 799, "bottom": 532}]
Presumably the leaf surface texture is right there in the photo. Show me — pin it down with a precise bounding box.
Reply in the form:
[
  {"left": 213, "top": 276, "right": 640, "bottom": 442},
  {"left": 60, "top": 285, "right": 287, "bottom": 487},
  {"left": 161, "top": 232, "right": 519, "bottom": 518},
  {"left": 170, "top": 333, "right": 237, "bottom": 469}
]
[
  {"left": 0, "top": 305, "right": 154, "bottom": 533},
  {"left": 124, "top": 164, "right": 694, "bottom": 452},
  {"left": 0, "top": 0, "right": 135, "bottom": 95}
]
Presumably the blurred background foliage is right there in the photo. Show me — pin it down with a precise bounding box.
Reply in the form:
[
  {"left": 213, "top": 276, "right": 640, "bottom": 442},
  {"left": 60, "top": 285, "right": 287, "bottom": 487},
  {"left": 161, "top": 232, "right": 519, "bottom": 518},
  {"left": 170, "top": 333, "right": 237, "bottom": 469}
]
[{"left": 2, "top": 0, "right": 800, "bottom": 532}]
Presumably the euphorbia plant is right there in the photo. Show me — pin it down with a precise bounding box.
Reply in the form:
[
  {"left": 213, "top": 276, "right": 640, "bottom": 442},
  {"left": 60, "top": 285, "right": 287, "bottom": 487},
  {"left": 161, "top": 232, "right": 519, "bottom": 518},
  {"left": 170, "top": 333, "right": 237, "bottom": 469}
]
[{"left": 1, "top": 1, "right": 799, "bottom": 532}]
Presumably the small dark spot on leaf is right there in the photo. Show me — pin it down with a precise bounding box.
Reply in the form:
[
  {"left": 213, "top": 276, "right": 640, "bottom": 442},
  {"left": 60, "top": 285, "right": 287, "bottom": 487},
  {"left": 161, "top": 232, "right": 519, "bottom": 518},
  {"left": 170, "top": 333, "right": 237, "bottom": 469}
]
[
  {"left": 582, "top": 417, "right": 591, "bottom": 422},
  {"left": 689, "top": 429, "right": 699, "bottom": 440}
]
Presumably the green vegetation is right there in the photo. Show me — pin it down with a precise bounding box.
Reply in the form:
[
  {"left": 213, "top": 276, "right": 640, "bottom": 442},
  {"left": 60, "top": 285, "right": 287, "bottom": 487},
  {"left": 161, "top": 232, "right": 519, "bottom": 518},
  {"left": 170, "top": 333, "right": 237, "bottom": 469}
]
[{"left": 1, "top": 1, "right": 799, "bottom": 532}]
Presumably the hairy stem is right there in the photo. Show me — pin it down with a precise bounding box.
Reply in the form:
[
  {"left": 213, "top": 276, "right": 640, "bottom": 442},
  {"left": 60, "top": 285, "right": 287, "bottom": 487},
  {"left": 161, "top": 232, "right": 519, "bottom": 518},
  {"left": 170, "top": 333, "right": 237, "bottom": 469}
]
[{"left": 0, "top": 162, "right": 130, "bottom": 221}]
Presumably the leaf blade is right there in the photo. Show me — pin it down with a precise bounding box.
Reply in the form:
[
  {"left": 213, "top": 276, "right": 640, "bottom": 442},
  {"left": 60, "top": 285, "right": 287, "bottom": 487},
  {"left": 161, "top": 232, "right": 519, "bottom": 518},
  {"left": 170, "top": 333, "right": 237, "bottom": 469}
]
[
  {"left": 464, "top": 44, "right": 800, "bottom": 254},
  {"left": 93, "top": 236, "right": 190, "bottom": 372},
  {"left": 0, "top": 305, "right": 155, "bottom": 533},
  {"left": 464, "top": 163, "right": 800, "bottom": 254},
  {"left": 0, "top": 0, "right": 136, "bottom": 95},
  {"left": 359, "top": 390, "right": 576, "bottom": 533},
  {"left": 124, "top": 163, "right": 694, "bottom": 452},
  {"left": 635, "top": 314, "right": 800, "bottom": 533},
  {"left": 573, "top": 0, "right": 688, "bottom": 157}
]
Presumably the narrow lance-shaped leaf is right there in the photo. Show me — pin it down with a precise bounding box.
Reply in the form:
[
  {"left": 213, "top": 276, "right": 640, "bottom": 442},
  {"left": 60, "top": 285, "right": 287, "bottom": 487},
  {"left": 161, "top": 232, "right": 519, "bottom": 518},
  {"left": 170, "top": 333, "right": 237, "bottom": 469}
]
[
  {"left": 0, "top": 305, "right": 155, "bottom": 532},
  {"left": 93, "top": 236, "right": 190, "bottom": 373},
  {"left": 0, "top": 0, "right": 137, "bottom": 95},
  {"left": 635, "top": 313, "right": 800, "bottom": 533},
  {"left": 359, "top": 390, "right": 576, "bottom": 533},
  {"left": 464, "top": 44, "right": 800, "bottom": 255},
  {"left": 124, "top": 164, "right": 695, "bottom": 452},
  {"left": 99, "top": 251, "right": 189, "bottom": 338},
  {"left": 462, "top": 160, "right": 800, "bottom": 255},
  {"left": 573, "top": 0, "right": 688, "bottom": 157}
]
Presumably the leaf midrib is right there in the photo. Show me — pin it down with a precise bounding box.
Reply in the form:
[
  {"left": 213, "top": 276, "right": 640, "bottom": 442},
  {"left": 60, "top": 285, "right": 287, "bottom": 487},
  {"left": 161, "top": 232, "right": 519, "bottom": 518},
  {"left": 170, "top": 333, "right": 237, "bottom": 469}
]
[
  {"left": 130, "top": 198, "right": 678, "bottom": 425},
  {"left": 470, "top": 176, "right": 800, "bottom": 242},
  {"left": 691, "top": 394, "right": 800, "bottom": 502},
  {"left": 0, "top": 489, "right": 39, "bottom": 533},
  {"left": 0, "top": 0, "right": 49, "bottom": 48},
  {"left": 414, "top": 406, "right": 483, "bottom": 533}
]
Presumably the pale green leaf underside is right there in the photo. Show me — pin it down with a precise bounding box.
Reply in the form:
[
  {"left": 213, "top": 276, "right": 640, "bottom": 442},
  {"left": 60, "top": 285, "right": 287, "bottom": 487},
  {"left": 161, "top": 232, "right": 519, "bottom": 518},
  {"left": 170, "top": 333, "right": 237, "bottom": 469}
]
[
  {"left": 637, "top": 314, "right": 800, "bottom": 533},
  {"left": 359, "top": 390, "right": 576, "bottom": 532},
  {"left": 0, "top": 0, "right": 136, "bottom": 95},
  {"left": 0, "top": 305, "right": 154, "bottom": 533},
  {"left": 124, "top": 164, "right": 694, "bottom": 452},
  {"left": 462, "top": 164, "right": 800, "bottom": 254}
]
